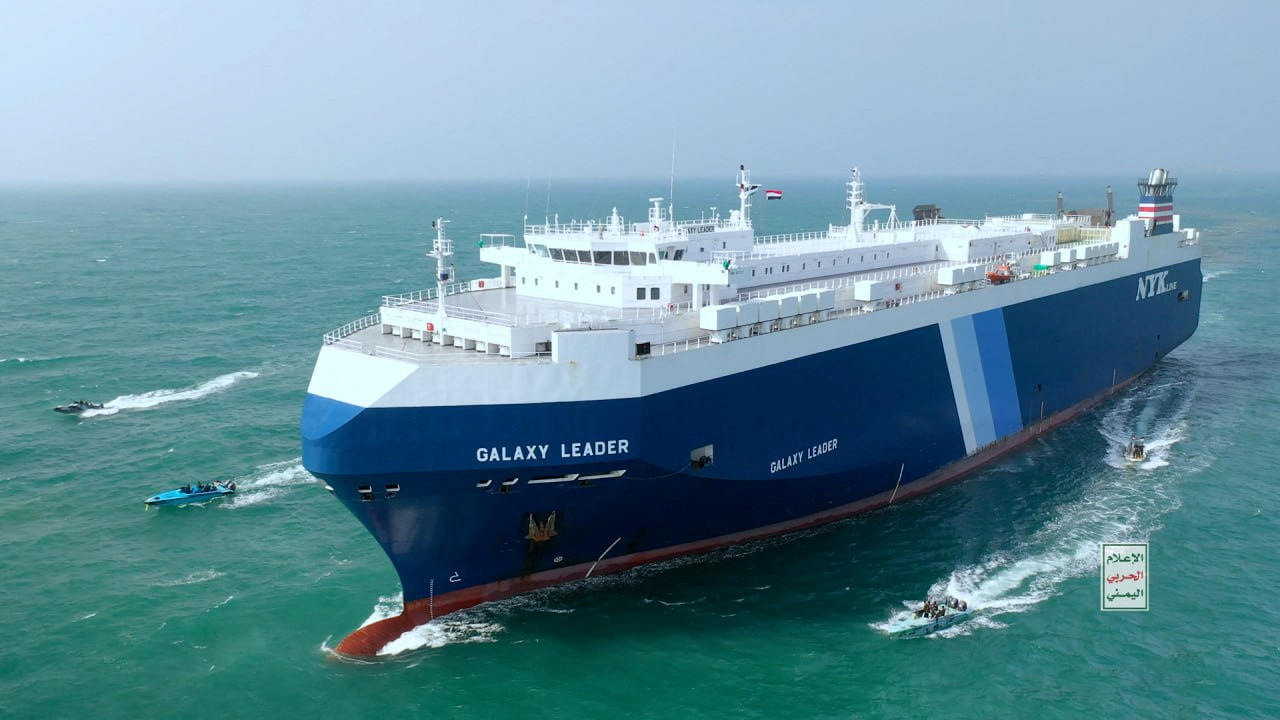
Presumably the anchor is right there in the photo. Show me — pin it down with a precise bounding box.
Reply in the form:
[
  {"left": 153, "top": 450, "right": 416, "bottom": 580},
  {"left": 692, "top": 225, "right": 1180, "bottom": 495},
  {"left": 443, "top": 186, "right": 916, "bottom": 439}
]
[{"left": 525, "top": 511, "right": 558, "bottom": 542}]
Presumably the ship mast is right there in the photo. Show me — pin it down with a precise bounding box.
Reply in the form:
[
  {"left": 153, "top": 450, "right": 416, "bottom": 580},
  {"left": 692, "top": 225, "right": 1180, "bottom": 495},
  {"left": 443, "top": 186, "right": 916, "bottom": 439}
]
[
  {"left": 846, "top": 166, "right": 897, "bottom": 242},
  {"left": 429, "top": 217, "right": 454, "bottom": 312},
  {"left": 736, "top": 164, "right": 760, "bottom": 228}
]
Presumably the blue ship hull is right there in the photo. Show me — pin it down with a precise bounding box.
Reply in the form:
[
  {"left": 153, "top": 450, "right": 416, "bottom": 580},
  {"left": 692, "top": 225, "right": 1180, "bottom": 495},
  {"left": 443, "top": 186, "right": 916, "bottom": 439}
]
[{"left": 303, "top": 258, "right": 1201, "bottom": 653}]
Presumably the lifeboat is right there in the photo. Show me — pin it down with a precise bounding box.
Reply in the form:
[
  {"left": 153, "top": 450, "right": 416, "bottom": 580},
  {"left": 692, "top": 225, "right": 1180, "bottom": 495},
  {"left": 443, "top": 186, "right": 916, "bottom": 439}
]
[{"left": 986, "top": 264, "right": 1014, "bottom": 284}]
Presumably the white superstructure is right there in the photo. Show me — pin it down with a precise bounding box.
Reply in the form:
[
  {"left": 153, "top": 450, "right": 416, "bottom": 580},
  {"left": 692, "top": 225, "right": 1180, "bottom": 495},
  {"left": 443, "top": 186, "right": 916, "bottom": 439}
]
[{"left": 327, "top": 166, "right": 1198, "bottom": 366}]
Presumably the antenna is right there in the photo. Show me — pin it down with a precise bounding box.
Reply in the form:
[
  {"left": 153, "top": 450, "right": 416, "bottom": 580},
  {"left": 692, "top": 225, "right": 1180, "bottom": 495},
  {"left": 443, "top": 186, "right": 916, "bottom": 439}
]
[
  {"left": 669, "top": 137, "right": 677, "bottom": 223},
  {"left": 524, "top": 174, "right": 531, "bottom": 224}
]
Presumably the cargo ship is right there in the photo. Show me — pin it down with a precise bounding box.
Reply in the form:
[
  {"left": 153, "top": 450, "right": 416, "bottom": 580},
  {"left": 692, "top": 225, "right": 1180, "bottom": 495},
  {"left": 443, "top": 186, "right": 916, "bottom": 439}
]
[{"left": 302, "top": 166, "right": 1200, "bottom": 656}]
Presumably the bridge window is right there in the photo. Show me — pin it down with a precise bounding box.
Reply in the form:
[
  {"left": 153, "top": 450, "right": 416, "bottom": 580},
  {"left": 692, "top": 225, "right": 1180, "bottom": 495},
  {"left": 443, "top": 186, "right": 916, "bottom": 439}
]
[
  {"left": 630, "top": 251, "right": 647, "bottom": 266},
  {"left": 593, "top": 250, "right": 612, "bottom": 265},
  {"left": 613, "top": 251, "right": 630, "bottom": 265},
  {"left": 673, "top": 249, "right": 685, "bottom": 260},
  {"left": 550, "top": 248, "right": 564, "bottom": 261}
]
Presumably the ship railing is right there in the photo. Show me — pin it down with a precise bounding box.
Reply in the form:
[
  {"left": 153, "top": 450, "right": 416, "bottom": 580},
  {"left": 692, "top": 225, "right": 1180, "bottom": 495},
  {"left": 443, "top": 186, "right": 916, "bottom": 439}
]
[
  {"left": 986, "top": 213, "right": 1059, "bottom": 223},
  {"left": 732, "top": 259, "right": 966, "bottom": 302},
  {"left": 383, "top": 281, "right": 474, "bottom": 306},
  {"left": 479, "top": 233, "right": 519, "bottom": 248},
  {"left": 1057, "top": 227, "right": 1113, "bottom": 244},
  {"left": 438, "top": 304, "right": 521, "bottom": 327},
  {"left": 650, "top": 334, "right": 714, "bottom": 356},
  {"left": 530, "top": 301, "right": 696, "bottom": 329},
  {"left": 525, "top": 220, "right": 630, "bottom": 236},
  {"left": 323, "top": 313, "right": 382, "bottom": 345},
  {"left": 753, "top": 230, "right": 832, "bottom": 245},
  {"left": 394, "top": 297, "right": 695, "bottom": 330}
]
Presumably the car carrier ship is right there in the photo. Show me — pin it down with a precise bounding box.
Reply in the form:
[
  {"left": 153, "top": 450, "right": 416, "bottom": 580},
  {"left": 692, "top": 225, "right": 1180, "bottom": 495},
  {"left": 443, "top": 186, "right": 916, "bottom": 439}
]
[{"left": 302, "top": 165, "right": 1200, "bottom": 656}]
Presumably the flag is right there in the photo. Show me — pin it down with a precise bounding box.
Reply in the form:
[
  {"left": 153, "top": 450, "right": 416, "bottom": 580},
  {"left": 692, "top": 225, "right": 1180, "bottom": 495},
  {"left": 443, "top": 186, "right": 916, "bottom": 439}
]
[{"left": 765, "top": 189, "right": 783, "bottom": 200}]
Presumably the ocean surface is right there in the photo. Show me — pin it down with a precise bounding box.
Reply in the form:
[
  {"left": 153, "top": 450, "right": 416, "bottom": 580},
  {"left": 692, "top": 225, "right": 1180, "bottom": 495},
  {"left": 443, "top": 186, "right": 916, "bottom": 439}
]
[{"left": 2, "top": 173, "right": 1277, "bottom": 718}]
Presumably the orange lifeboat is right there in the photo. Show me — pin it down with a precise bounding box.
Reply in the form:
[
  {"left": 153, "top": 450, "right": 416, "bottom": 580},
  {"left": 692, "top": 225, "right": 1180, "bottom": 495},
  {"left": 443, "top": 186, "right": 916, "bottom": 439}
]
[{"left": 986, "top": 264, "right": 1013, "bottom": 284}]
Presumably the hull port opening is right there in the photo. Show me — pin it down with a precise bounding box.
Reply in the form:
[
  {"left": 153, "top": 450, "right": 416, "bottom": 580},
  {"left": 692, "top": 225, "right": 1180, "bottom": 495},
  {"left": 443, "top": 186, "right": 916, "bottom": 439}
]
[{"left": 691, "top": 444, "right": 714, "bottom": 469}]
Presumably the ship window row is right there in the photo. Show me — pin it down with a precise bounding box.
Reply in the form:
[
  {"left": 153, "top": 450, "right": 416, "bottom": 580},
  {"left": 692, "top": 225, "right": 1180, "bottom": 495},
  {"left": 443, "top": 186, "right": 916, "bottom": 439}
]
[
  {"left": 657, "top": 249, "right": 686, "bottom": 261},
  {"left": 635, "top": 287, "right": 661, "bottom": 300},
  {"left": 746, "top": 254, "right": 891, "bottom": 277},
  {"left": 543, "top": 248, "right": 656, "bottom": 266}
]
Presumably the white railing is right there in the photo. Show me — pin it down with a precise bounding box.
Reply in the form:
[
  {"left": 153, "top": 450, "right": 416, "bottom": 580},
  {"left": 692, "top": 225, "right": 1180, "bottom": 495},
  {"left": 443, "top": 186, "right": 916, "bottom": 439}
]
[
  {"left": 753, "top": 230, "right": 832, "bottom": 245},
  {"left": 323, "top": 313, "right": 381, "bottom": 345},
  {"left": 525, "top": 220, "right": 628, "bottom": 236},
  {"left": 651, "top": 334, "right": 714, "bottom": 356},
  {"left": 383, "top": 281, "right": 472, "bottom": 306},
  {"left": 479, "top": 234, "right": 519, "bottom": 247}
]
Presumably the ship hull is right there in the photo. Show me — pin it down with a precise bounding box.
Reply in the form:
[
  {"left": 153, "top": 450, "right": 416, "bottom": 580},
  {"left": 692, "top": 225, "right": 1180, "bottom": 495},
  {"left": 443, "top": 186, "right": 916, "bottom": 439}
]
[{"left": 304, "top": 257, "right": 1201, "bottom": 655}]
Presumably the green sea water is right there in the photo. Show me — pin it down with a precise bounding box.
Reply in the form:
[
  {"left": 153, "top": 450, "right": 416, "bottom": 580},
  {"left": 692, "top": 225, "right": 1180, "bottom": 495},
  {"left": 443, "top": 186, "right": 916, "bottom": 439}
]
[{"left": 1, "top": 175, "right": 1277, "bottom": 718}]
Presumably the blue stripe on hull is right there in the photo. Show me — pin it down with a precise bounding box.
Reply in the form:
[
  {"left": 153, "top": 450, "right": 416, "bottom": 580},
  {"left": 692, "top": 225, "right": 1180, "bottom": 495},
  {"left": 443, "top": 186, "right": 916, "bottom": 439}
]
[
  {"left": 303, "top": 258, "right": 1202, "bottom": 606},
  {"left": 972, "top": 308, "right": 1022, "bottom": 438}
]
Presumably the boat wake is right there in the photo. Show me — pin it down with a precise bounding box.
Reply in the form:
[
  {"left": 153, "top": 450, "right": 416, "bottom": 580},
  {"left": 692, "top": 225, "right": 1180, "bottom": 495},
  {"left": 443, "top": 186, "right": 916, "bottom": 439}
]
[
  {"left": 1099, "top": 374, "right": 1198, "bottom": 470},
  {"left": 157, "top": 569, "right": 225, "bottom": 586},
  {"left": 220, "top": 459, "right": 317, "bottom": 508},
  {"left": 1201, "top": 269, "right": 1233, "bottom": 283},
  {"left": 332, "top": 593, "right": 504, "bottom": 658},
  {"left": 873, "top": 372, "right": 1202, "bottom": 638},
  {"left": 81, "top": 371, "right": 259, "bottom": 417}
]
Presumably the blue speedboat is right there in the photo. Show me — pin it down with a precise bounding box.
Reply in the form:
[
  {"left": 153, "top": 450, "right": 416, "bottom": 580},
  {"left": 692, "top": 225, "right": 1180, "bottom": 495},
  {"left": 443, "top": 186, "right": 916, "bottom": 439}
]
[{"left": 144, "top": 481, "right": 237, "bottom": 507}]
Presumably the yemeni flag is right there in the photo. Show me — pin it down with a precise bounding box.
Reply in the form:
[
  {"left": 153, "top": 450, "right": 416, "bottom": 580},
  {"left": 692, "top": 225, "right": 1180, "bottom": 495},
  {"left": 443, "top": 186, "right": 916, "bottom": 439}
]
[{"left": 765, "top": 189, "right": 783, "bottom": 200}]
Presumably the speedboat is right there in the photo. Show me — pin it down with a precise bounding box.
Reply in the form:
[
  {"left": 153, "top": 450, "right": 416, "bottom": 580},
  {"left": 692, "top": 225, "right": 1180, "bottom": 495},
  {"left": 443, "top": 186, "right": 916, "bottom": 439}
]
[
  {"left": 144, "top": 481, "right": 237, "bottom": 507},
  {"left": 1125, "top": 435, "right": 1147, "bottom": 462},
  {"left": 884, "top": 597, "right": 972, "bottom": 638},
  {"left": 53, "top": 400, "right": 104, "bottom": 414}
]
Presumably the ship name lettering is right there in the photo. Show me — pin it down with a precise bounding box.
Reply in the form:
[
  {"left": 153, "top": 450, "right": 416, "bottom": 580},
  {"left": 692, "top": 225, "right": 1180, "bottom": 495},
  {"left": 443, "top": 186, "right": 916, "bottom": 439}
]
[
  {"left": 1135, "top": 271, "right": 1176, "bottom": 301},
  {"left": 476, "top": 444, "right": 550, "bottom": 463},
  {"left": 560, "top": 439, "right": 630, "bottom": 458},
  {"left": 770, "top": 437, "right": 838, "bottom": 474}
]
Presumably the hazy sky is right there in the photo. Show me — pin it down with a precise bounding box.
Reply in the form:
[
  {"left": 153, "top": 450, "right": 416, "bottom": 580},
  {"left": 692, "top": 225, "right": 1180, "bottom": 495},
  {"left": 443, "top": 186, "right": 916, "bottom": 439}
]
[{"left": 2, "top": 1, "right": 1275, "bottom": 182}]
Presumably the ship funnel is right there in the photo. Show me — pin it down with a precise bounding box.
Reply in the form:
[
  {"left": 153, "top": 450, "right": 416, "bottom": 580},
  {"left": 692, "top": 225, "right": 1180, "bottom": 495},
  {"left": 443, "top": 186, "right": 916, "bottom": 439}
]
[{"left": 1137, "top": 168, "right": 1178, "bottom": 236}]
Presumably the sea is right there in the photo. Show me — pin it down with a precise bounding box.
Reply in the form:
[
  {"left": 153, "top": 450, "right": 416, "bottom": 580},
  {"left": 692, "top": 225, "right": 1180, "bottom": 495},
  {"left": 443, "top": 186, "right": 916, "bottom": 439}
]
[{"left": 1, "top": 173, "right": 1277, "bottom": 719}]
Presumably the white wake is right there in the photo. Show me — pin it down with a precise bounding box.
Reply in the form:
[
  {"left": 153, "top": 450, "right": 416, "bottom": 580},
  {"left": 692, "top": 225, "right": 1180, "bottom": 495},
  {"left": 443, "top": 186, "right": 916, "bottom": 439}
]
[
  {"left": 81, "top": 371, "right": 259, "bottom": 417},
  {"left": 220, "top": 458, "right": 318, "bottom": 508}
]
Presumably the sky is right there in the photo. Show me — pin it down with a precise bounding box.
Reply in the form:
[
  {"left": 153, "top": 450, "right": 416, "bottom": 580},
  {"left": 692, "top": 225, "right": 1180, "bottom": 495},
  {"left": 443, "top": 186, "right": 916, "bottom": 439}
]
[{"left": 1, "top": 0, "right": 1276, "bottom": 182}]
